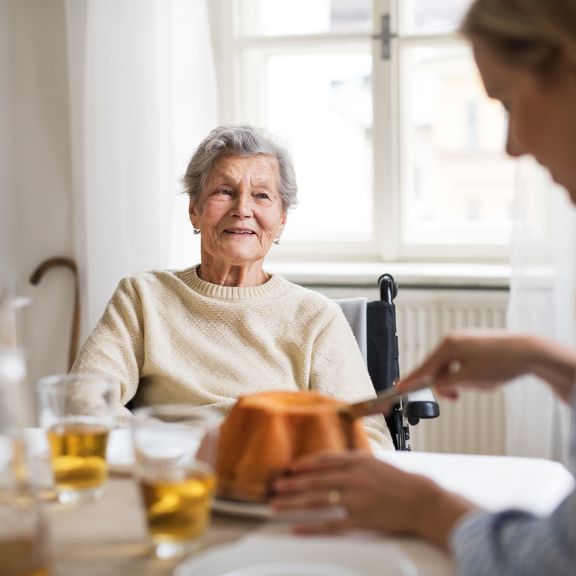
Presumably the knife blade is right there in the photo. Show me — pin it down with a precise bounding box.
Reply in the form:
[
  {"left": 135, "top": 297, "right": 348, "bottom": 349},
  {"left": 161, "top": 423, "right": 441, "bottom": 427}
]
[{"left": 341, "top": 377, "right": 433, "bottom": 420}]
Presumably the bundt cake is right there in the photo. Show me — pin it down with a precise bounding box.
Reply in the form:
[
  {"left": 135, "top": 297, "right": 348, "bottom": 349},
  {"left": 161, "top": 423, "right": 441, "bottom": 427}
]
[{"left": 215, "top": 390, "right": 371, "bottom": 502}]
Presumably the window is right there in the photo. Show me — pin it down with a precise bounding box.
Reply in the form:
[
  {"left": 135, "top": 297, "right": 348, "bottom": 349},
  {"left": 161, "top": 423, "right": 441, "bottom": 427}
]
[{"left": 214, "top": 0, "right": 516, "bottom": 262}]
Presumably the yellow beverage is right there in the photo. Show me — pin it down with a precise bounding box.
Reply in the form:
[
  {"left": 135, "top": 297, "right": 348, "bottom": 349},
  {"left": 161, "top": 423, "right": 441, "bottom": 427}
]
[
  {"left": 0, "top": 538, "right": 51, "bottom": 576},
  {"left": 47, "top": 422, "right": 109, "bottom": 492},
  {"left": 140, "top": 471, "right": 215, "bottom": 544}
]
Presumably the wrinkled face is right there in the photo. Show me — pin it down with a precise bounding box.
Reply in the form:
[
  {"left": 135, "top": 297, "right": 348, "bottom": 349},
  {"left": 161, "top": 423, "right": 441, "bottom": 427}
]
[
  {"left": 190, "top": 154, "right": 287, "bottom": 267},
  {"left": 473, "top": 41, "right": 576, "bottom": 203}
]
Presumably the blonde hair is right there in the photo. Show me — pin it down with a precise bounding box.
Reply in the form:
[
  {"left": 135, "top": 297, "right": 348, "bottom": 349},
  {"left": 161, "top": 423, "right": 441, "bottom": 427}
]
[{"left": 461, "top": 0, "right": 576, "bottom": 74}]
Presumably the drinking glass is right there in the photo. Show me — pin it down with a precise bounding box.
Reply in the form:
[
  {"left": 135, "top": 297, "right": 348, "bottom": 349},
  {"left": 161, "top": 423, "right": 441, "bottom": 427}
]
[
  {"left": 0, "top": 434, "right": 52, "bottom": 576},
  {"left": 36, "top": 373, "right": 118, "bottom": 503},
  {"left": 132, "top": 405, "right": 220, "bottom": 559}
]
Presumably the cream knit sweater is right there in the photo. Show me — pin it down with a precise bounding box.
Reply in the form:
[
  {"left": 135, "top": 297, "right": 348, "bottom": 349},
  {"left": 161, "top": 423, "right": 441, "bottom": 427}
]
[{"left": 72, "top": 266, "right": 393, "bottom": 450}]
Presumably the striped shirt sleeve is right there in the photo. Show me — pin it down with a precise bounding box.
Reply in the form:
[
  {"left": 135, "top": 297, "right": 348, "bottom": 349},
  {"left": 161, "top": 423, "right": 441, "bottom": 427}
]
[
  {"left": 450, "top": 489, "right": 576, "bottom": 576},
  {"left": 451, "top": 383, "right": 576, "bottom": 576}
]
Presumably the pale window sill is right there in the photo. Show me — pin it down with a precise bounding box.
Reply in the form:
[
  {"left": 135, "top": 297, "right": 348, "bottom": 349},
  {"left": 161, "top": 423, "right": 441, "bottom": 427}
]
[{"left": 266, "top": 262, "right": 510, "bottom": 290}]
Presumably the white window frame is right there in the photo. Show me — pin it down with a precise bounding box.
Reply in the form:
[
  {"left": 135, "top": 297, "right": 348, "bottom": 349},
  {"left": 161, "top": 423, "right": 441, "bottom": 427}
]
[{"left": 211, "top": 0, "right": 512, "bottom": 264}]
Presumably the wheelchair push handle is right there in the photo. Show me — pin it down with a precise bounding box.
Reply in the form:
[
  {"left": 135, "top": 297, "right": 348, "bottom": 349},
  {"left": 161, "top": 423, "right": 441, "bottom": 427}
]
[{"left": 378, "top": 273, "right": 398, "bottom": 303}]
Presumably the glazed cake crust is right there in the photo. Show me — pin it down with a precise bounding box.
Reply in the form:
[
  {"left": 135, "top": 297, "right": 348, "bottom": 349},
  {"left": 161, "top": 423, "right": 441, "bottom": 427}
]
[{"left": 216, "top": 391, "right": 371, "bottom": 502}]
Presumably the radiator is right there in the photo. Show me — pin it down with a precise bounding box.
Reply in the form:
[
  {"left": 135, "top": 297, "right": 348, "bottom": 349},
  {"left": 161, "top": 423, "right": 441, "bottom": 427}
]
[{"left": 396, "top": 290, "right": 509, "bottom": 455}]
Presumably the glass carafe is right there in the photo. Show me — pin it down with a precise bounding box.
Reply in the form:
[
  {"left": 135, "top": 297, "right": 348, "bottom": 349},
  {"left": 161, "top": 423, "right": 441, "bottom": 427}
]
[
  {"left": 0, "top": 433, "right": 52, "bottom": 576},
  {"left": 0, "top": 277, "right": 52, "bottom": 574}
]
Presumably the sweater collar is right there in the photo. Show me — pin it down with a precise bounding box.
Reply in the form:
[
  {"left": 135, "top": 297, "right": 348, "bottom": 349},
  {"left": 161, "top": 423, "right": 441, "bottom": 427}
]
[{"left": 178, "top": 265, "right": 287, "bottom": 300}]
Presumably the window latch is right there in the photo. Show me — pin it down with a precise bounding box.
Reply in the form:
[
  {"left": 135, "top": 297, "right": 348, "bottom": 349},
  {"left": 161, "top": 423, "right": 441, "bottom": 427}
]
[{"left": 372, "top": 14, "right": 397, "bottom": 60}]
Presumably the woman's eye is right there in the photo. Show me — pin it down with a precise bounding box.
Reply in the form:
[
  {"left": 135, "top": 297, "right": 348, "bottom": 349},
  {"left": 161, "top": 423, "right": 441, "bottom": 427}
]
[
  {"left": 217, "top": 188, "right": 233, "bottom": 196},
  {"left": 255, "top": 192, "right": 271, "bottom": 200}
]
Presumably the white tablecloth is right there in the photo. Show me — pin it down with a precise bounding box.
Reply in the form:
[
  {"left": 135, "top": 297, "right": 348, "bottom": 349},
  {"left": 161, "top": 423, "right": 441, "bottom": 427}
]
[
  {"left": 375, "top": 450, "right": 575, "bottom": 515},
  {"left": 238, "top": 450, "right": 574, "bottom": 576}
]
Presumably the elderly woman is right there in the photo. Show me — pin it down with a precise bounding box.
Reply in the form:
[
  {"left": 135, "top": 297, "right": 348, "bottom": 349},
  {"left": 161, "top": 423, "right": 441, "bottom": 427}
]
[{"left": 72, "top": 125, "right": 393, "bottom": 449}]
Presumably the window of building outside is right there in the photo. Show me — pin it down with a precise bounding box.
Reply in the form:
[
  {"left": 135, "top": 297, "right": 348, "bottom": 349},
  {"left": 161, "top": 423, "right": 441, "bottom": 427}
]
[{"left": 214, "top": 0, "right": 516, "bottom": 265}]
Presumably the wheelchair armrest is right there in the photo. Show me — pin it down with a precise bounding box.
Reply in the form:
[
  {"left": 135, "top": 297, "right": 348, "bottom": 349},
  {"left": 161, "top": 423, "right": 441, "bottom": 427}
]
[{"left": 402, "top": 388, "right": 440, "bottom": 425}]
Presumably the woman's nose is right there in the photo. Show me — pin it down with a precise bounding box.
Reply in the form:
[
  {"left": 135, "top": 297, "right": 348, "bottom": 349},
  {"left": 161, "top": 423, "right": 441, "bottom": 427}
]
[
  {"left": 505, "top": 125, "right": 525, "bottom": 158},
  {"left": 231, "top": 191, "right": 253, "bottom": 217}
]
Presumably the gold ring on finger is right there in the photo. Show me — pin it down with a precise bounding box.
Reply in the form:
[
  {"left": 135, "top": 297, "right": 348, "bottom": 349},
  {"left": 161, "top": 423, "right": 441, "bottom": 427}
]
[{"left": 328, "top": 489, "right": 341, "bottom": 506}]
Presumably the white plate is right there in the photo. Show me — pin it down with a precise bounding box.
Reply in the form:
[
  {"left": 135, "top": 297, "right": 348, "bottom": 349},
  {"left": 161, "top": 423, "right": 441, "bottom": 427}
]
[
  {"left": 211, "top": 499, "right": 347, "bottom": 524},
  {"left": 174, "top": 535, "right": 418, "bottom": 576},
  {"left": 212, "top": 498, "right": 273, "bottom": 519}
]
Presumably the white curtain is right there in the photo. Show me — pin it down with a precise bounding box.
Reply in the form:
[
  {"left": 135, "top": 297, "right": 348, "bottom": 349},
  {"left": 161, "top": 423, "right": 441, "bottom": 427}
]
[
  {"left": 506, "top": 157, "right": 574, "bottom": 465},
  {"left": 64, "top": 0, "right": 217, "bottom": 337}
]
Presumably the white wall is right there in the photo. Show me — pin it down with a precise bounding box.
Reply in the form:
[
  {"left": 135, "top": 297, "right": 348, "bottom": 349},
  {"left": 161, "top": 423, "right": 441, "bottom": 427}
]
[
  {"left": 0, "top": 0, "right": 15, "bottom": 273},
  {"left": 1, "top": 0, "right": 74, "bottom": 385}
]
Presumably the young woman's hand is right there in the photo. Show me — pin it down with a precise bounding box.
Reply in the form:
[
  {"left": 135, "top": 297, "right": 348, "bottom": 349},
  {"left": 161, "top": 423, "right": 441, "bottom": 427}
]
[
  {"left": 272, "top": 451, "right": 474, "bottom": 548},
  {"left": 397, "top": 331, "right": 576, "bottom": 403},
  {"left": 397, "top": 332, "right": 536, "bottom": 400}
]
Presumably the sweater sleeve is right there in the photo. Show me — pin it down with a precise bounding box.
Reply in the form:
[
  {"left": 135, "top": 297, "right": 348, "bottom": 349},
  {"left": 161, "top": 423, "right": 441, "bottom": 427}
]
[
  {"left": 450, "top": 488, "right": 576, "bottom": 576},
  {"left": 309, "top": 304, "right": 395, "bottom": 451},
  {"left": 71, "top": 277, "right": 144, "bottom": 424}
]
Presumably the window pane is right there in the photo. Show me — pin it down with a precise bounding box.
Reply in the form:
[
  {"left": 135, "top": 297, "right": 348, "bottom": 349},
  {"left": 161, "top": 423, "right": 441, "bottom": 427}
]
[
  {"left": 402, "top": 0, "right": 474, "bottom": 35},
  {"left": 401, "top": 45, "right": 516, "bottom": 245},
  {"left": 238, "top": 0, "right": 372, "bottom": 37},
  {"left": 262, "top": 50, "right": 373, "bottom": 242}
]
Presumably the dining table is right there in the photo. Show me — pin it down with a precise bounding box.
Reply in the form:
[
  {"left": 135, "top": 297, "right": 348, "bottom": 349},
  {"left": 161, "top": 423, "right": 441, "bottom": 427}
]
[{"left": 38, "top": 437, "right": 575, "bottom": 576}]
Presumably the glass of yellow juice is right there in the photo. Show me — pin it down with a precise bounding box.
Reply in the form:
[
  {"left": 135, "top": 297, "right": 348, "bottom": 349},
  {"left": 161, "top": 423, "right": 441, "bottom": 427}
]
[
  {"left": 132, "top": 405, "right": 220, "bottom": 559},
  {"left": 36, "top": 374, "right": 118, "bottom": 503}
]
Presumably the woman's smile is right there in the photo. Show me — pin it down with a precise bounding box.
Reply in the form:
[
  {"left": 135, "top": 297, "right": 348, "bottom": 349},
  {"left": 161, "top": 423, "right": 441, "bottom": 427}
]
[{"left": 223, "top": 227, "right": 257, "bottom": 236}]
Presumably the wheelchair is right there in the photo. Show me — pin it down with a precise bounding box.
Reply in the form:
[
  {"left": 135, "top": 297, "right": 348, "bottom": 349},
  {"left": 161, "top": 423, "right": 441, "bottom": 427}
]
[{"left": 337, "top": 274, "right": 440, "bottom": 450}]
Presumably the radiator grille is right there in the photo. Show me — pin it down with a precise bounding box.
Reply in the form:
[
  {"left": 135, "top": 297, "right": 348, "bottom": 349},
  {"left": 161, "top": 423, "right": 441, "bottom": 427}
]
[{"left": 396, "top": 290, "right": 508, "bottom": 455}]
